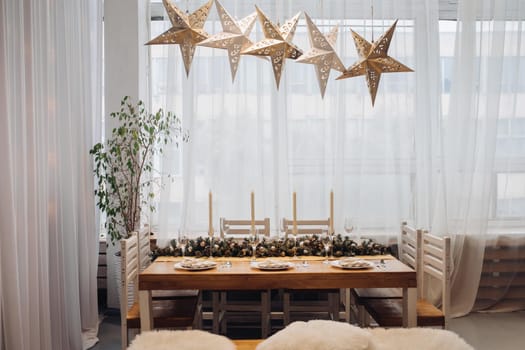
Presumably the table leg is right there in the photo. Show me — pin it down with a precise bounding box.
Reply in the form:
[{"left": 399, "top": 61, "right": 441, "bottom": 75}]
[
  {"left": 212, "top": 292, "right": 221, "bottom": 334},
  {"left": 261, "top": 291, "right": 269, "bottom": 338},
  {"left": 402, "top": 287, "right": 417, "bottom": 327},
  {"left": 343, "top": 288, "right": 351, "bottom": 323},
  {"left": 139, "top": 290, "right": 153, "bottom": 332}
]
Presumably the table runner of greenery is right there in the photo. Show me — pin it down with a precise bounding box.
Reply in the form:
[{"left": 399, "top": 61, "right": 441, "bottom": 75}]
[{"left": 151, "top": 234, "right": 390, "bottom": 260}]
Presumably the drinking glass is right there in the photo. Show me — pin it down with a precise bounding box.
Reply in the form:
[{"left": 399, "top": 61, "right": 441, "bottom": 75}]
[
  {"left": 322, "top": 230, "right": 333, "bottom": 264},
  {"left": 178, "top": 233, "right": 189, "bottom": 258},
  {"left": 344, "top": 217, "right": 354, "bottom": 235},
  {"left": 292, "top": 231, "right": 299, "bottom": 259},
  {"left": 208, "top": 231, "right": 215, "bottom": 259},
  {"left": 220, "top": 225, "right": 232, "bottom": 267},
  {"left": 249, "top": 230, "right": 260, "bottom": 261}
]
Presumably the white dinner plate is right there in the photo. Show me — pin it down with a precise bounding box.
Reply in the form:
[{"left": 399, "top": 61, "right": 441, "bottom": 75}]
[
  {"left": 174, "top": 261, "right": 217, "bottom": 271},
  {"left": 330, "top": 259, "right": 374, "bottom": 270},
  {"left": 252, "top": 261, "right": 294, "bottom": 271}
]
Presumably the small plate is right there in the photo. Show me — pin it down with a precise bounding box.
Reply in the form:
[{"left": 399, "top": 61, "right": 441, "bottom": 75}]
[
  {"left": 331, "top": 260, "right": 374, "bottom": 270},
  {"left": 174, "top": 261, "right": 217, "bottom": 271},
  {"left": 252, "top": 261, "right": 294, "bottom": 271}
]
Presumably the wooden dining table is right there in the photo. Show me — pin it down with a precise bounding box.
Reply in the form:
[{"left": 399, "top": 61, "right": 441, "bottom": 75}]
[{"left": 138, "top": 256, "right": 417, "bottom": 332}]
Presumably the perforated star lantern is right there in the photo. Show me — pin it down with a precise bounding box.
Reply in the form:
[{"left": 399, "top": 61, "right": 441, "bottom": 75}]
[
  {"left": 296, "top": 13, "right": 346, "bottom": 98},
  {"left": 241, "top": 6, "right": 302, "bottom": 89},
  {"left": 198, "top": 1, "right": 257, "bottom": 82},
  {"left": 336, "top": 20, "right": 413, "bottom": 106},
  {"left": 146, "top": 0, "right": 213, "bottom": 76}
]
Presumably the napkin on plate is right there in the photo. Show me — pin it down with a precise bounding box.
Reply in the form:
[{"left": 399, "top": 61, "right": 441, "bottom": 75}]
[
  {"left": 257, "top": 259, "right": 290, "bottom": 269},
  {"left": 180, "top": 258, "right": 215, "bottom": 269},
  {"left": 338, "top": 258, "right": 372, "bottom": 268}
]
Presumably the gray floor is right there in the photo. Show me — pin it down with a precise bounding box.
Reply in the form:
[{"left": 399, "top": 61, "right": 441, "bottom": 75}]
[
  {"left": 448, "top": 311, "right": 525, "bottom": 350},
  {"left": 91, "top": 309, "right": 121, "bottom": 350},
  {"left": 91, "top": 309, "right": 525, "bottom": 350}
]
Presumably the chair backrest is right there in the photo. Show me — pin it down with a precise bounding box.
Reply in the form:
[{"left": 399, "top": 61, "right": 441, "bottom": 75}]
[
  {"left": 137, "top": 227, "right": 152, "bottom": 272},
  {"left": 282, "top": 218, "right": 330, "bottom": 236},
  {"left": 421, "top": 231, "right": 451, "bottom": 328},
  {"left": 399, "top": 222, "right": 422, "bottom": 270},
  {"left": 219, "top": 217, "right": 271, "bottom": 238},
  {"left": 120, "top": 233, "right": 139, "bottom": 319},
  {"left": 400, "top": 222, "right": 424, "bottom": 299}
]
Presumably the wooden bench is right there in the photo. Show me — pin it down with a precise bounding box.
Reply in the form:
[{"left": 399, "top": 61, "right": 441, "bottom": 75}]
[
  {"left": 232, "top": 339, "right": 263, "bottom": 350},
  {"left": 362, "top": 231, "right": 451, "bottom": 328}
]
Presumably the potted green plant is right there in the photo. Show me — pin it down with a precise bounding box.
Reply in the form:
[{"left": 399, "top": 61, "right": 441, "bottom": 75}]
[{"left": 90, "top": 96, "right": 187, "bottom": 244}]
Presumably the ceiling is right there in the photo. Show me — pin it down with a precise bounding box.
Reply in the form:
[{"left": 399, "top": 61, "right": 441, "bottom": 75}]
[
  {"left": 150, "top": 1, "right": 525, "bottom": 22},
  {"left": 150, "top": 0, "right": 460, "bottom": 21}
]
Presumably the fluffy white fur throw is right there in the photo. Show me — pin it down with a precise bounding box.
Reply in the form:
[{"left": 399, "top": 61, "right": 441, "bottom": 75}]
[
  {"left": 255, "top": 320, "right": 474, "bottom": 350},
  {"left": 256, "top": 320, "right": 372, "bottom": 350},
  {"left": 127, "top": 330, "right": 236, "bottom": 350}
]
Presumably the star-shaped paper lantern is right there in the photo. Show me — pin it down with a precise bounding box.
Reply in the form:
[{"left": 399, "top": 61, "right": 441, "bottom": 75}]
[
  {"left": 296, "top": 13, "right": 346, "bottom": 98},
  {"left": 146, "top": 0, "right": 213, "bottom": 76},
  {"left": 198, "top": 1, "right": 257, "bottom": 82},
  {"left": 336, "top": 20, "right": 413, "bottom": 106},
  {"left": 241, "top": 6, "right": 302, "bottom": 89}
]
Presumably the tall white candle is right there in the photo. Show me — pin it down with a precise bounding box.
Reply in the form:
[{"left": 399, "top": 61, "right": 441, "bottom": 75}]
[
  {"left": 208, "top": 190, "right": 213, "bottom": 236},
  {"left": 292, "top": 192, "right": 297, "bottom": 235},
  {"left": 330, "top": 190, "right": 334, "bottom": 234},
  {"left": 250, "top": 191, "right": 255, "bottom": 233}
]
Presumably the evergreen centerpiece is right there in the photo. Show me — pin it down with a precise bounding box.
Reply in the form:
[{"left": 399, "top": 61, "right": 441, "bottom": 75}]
[
  {"left": 90, "top": 96, "right": 187, "bottom": 243},
  {"left": 151, "top": 234, "right": 390, "bottom": 259}
]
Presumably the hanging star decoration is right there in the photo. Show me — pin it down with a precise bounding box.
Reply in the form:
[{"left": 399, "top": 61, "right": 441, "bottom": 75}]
[
  {"left": 336, "top": 20, "right": 413, "bottom": 106},
  {"left": 198, "top": 0, "right": 257, "bottom": 82},
  {"left": 241, "top": 6, "right": 302, "bottom": 89},
  {"left": 146, "top": 0, "right": 213, "bottom": 76},
  {"left": 296, "top": 13, "right": 346, "bottom": 98}
]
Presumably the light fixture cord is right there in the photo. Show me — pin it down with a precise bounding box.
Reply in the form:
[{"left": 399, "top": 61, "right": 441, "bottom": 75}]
[
  {"left": 276, "top": 0, "right": 282, "bottom": 28},
  {"left": 371, "top": 0, "right": 374, "bottom": 42}
]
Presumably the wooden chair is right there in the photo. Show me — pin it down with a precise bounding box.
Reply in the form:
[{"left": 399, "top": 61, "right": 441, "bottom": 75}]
[
  {"left": 220, "top": 217, "right": 271, "bottom": 238},
  {"left": 281, "top": 217, "right": 342, "bottom": 325},
  {"left": 137, "top": 227, "right": 201, "bottom": 316},
  {"left": 352, "top": 222, "right": 422, "bottom": 326},
  {"left": 215, "top": 217, "right": 272, "bottom": 338},
  {"left": 361, "top": 231, "right": 451, "bottom": 328},
  {"left": 282, "top": 217, "right": 331, "bottom": 236},
  {"left": 120, "top": 233, "right": 198, "bottom": 350}
]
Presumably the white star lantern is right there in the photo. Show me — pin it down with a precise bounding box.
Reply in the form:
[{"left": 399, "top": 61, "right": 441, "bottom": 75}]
[
  {"left": 198, "top": 0, "right": 257, "bottom": 82},
  {"left": 336, "top": 20, "right": 413, "bottom": 106},
  {"left": 146, "top": 0, "right": 213, "bottom": 76},
  {"left": 241, "top": 6, "right": 302, "bottom": 89},
  {"left": 296, "top": 13, "right": 346, "bottom": 98},
  {"left": 145, "top": 3, "right": 414, "bottom": 103}
]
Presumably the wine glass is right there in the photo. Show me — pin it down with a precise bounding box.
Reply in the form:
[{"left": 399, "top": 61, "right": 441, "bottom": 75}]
[
  {"left": 322, "top": 230, "right": 333, "bottom": 264},
  {"left": 291, "top": 230, "right": 299, "bottom": 259},
  {"left": 208, "top": 231, "right": 215, "bottom": 259},
  {"left": 178, "top": 232, "right": 189, "bottom": 258},
  {"left": 344, "top": 217, "right": 354, "bottom": 235},
  {"left": 249, "top": 229, "right": 260, "bottom": 261},
  {"left": 221, "top": 224, "right": 232, "bottom": 268},
  {"left": 344, "top": 217, "right": 362, "bottom": 246}
]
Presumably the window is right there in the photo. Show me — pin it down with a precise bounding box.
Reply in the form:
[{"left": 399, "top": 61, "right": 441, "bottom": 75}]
[{"left": 147, "top": 2, "right": 525, "bottom": 234}]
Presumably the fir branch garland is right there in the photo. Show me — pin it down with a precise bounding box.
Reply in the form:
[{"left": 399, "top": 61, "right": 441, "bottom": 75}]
[{"left": 151, "top": 234, "right": 390, "bottom": 260}]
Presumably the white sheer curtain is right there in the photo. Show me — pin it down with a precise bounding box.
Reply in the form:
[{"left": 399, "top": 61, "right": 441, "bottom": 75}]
[
  {"left": 0, "top": 0, "right": 102, "bottom": 349},
  {"left": 150, "top": 0, "right": 440, "bottom": 241},
  {"left": 149, "top": 0, "right": 524, "bottom": 316},
  {"left": 435, "top": 0, "right": 525, "bottom": 316}
]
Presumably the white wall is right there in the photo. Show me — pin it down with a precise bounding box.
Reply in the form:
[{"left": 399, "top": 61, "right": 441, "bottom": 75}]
[{"left": 104, "top": 0, "right": 150, "bottom": 309}]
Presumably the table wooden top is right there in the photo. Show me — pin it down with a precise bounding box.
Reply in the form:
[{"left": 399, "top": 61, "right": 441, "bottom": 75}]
[{"left": 139, "top": 256, "right": 416, "bottom": 291}]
